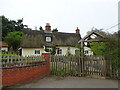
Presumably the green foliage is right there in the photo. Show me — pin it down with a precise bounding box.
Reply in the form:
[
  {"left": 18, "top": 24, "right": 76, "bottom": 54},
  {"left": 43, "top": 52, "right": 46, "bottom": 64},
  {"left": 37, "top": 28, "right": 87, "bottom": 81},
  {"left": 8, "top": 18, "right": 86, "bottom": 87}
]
[
  {"left": 51, "top": 48, "right": 56, "bottom": 55},
  {"left": 52, "top": 28, "right": 58, "bottom": 32},
  {"left": 1, "top": 15, "right": 26, "bottom": 40},
  {"left": 2, "top": 50, "right": 18, "bottom": 62},
  {"left": 39, "top": 26, "right": 44, "bottom": 31},
  {"left": 110, "top": 48, "right": 119, "bottom": 69},
  {"left": 90, "top": 42, "right": 106, "bottom": 55},
  {"left": 45, "top": 47, "right": 56, "bottom": 55},
  {"left": 55, "top": 71, "right": 61, "bottom": 76},
  {"left": 2, "top": 50, "right": 18, "bottom": 56},
  {"left": 75, "top": 44, "right": 83, "bottom": 56},
  {"left": 2, "top": 16, "right": 15, "bottom": 39},
  {"left": 75, "top": 44, "right": 81, "bottom": 48},
  {"left": 15, "top": 18, "right": 24, "bottom": 31},
  {"left": 89, "top": 30, "right": 120, "bottom": 69},
  {"left": 4, "top": 32, "right": 23, "bottom": 50},
  {"left": 105, "top": 34, "right": 120, "bottom": 69},
  {"left": 75, "top": 50, "right": 81, "bottom": 56},
  {"left": 45, "top": 48, "right": 50, "bottom": 52}
]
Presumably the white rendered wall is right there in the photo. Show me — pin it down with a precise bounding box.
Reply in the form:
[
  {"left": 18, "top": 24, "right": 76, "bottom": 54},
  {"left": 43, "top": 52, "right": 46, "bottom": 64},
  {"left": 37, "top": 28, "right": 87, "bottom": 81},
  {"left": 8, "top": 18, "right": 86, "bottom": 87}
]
[
  {"left": 1, "top": 47, "right": 8, "bottom": 51},
  {"left": 22, "top": 48, "right": 44, "bottom": 56},
  {"left": 84, "top": 47, "right": 93, "bottom": 55}
]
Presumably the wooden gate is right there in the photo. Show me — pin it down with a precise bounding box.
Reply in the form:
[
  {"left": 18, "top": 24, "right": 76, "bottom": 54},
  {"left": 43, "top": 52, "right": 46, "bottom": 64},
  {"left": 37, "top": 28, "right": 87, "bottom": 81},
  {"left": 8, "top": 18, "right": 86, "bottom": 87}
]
[
  {"left": 50, "top": 55, "right": 119, "bottom": 79},
  {"left": 84, "top": 56, "right": 107, "bottom": 77},
  {"left": 50, "top": 55, "right": 82, "bottom": 76},
  {"left": 50, "top": 55, "right": 107, "bottom": 77}
]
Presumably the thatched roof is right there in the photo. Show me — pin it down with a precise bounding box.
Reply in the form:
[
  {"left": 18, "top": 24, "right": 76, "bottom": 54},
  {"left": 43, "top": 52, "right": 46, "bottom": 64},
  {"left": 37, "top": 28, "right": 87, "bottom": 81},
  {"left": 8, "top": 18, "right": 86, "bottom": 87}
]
[{"left": 21, "top": 30, "right": 81, "bottom": 48}]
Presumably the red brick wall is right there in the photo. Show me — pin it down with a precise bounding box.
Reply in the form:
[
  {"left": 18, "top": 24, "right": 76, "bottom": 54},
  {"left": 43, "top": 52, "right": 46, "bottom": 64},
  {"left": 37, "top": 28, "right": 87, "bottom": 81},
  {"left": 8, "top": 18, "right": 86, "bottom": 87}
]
[{"left": 2, "top": 53, "right": 50, "bottom": 86}]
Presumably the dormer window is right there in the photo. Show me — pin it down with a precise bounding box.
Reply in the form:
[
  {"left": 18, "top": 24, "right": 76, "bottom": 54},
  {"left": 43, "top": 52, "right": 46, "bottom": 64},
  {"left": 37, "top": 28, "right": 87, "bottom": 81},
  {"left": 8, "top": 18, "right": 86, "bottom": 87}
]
[{"left": 46, "top": 36, "right": 51, "bottom": 42}]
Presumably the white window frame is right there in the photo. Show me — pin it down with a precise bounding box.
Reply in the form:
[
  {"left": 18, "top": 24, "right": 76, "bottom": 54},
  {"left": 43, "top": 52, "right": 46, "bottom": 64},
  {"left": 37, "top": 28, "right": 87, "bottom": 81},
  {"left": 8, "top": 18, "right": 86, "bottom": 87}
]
[
  {"left": 46, "top": 37, "right": 51, "bottom": 42},
  {"left": 84, "top": 50, "right": 88, "bottom": 54},
  {"left": 35, "top": 50, "right": 40, "bottom": 54},
  {"left": 57, "top": 48, "right": 62, "bottom": 55}
]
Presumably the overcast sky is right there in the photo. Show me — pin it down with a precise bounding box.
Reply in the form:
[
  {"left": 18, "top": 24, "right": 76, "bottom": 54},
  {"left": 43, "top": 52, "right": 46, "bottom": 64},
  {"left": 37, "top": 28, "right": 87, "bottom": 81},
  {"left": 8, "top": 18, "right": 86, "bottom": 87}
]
[{"left": 0, "top": 0, "right": 119, "bottom": 37}]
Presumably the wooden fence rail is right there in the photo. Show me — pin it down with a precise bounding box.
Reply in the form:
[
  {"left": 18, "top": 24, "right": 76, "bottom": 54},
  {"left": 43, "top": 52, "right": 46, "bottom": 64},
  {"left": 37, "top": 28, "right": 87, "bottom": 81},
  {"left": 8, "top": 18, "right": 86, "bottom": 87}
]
[
  {"left": 50, "top": 55, "right": 120, "bottom": 79},
  {"left": 1, "top": 56, "right": 45, "bottom": 68}
]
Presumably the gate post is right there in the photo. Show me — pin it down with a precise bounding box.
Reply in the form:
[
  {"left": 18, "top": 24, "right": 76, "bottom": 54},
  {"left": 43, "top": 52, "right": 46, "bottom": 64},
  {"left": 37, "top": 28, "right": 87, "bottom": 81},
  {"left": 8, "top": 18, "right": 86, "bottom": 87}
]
[
  {"left": 42, "top": 53, "right": 50, "bottom": 75},
  {"left": 81, "top": 41, "right": 85, "bottom": 76}
]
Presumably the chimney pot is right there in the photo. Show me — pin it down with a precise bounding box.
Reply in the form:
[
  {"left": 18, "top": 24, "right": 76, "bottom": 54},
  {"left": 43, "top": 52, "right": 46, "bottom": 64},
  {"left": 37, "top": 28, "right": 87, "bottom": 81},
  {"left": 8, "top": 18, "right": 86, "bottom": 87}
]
[
  {"left": 75, "top": 27, "right": 80, "bottom": 34},
  {"left": 45, "top": 23, "right": 51, "bottom": 32}
]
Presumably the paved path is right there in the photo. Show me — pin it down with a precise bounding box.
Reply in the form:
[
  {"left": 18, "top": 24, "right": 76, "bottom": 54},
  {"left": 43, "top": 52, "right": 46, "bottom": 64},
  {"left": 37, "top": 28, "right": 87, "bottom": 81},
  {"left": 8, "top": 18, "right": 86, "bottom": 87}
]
[{"left": 10, "top": 76, "right": 118, "bottom": 88}]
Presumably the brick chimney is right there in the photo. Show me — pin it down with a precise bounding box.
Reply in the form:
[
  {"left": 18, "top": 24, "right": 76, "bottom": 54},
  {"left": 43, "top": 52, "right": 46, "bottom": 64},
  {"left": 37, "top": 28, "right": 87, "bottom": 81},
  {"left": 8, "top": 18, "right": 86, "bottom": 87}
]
[
  {"left": 45, "top": 23, "right": 51, "bottom": 32},
  {"left": 75, "top": 27, "right": 80, "bottom": 34}
]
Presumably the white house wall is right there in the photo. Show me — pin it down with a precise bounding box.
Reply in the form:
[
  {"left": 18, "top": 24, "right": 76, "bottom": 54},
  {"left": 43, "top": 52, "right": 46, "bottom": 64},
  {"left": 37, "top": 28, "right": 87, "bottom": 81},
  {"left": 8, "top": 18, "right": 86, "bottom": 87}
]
[
  {"left": 1, "top": 47, "right": 8, "bottom": 51},
  {"left": 22, "top": 47, "right": 93, "bottom": 56},
  {"left": 84, "top": 47, "right": 93, "bottom": 55},
  {"left": 22, "top": 48, "right": 44, "bottom": 56}
]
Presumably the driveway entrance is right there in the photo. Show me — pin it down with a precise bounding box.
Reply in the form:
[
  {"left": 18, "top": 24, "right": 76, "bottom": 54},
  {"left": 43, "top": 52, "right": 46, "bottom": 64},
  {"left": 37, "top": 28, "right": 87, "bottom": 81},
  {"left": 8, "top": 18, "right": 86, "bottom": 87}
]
[{"left": 9, "top": 76, "right": 118, "bottom": 88}]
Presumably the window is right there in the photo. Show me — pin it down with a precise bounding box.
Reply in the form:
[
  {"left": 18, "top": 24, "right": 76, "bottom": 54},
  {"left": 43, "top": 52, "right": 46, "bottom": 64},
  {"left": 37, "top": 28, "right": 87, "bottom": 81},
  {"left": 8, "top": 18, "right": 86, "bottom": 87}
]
[
  {"left": 35, "top": 50, "right": 40, "bottom": 54},
  {"left": 46, "top": 37, "right": 51, "bottom": 42},
  {"left": 84, "top": 51, "right": 88, "bottom": 54},
  {"left": 57, "top": 48, "right": 62, "bottom": 55}
]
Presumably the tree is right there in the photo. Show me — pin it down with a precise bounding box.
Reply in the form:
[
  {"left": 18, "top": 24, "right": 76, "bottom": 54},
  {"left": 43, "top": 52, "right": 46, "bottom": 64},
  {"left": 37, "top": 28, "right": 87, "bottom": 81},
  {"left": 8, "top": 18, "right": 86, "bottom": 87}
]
[
  {"left": 89, "top": 30, "right": 120, "bottom": 68},
  {"left": 2, "top": 16, "right": 15, "bottom": 40},
  {"left": 4, "top": 32, "right": 23, "bottom": 50},
  {"left": 90, "top": 41, "right": 106, "bottom": 55},
  {"left": 75, "top": 44, "right": 82, "bottom": 56},
  {"left": 52, "top": 28, "right": 58, "bottom": 32},
  {"left": 14, "top": 18, "right": 24, "bottom": 31},
  {"left": 105, "top": 33, "right": 120, "bottom": 69},
  {"left": 39, "top": 26, "right": 43, "bottom": 31},
  {"left": 1, "top": 15, "right": 27, "bottom": 40},
  {"left": 115, "top": 30, "right": 120, "bottom": 38}
]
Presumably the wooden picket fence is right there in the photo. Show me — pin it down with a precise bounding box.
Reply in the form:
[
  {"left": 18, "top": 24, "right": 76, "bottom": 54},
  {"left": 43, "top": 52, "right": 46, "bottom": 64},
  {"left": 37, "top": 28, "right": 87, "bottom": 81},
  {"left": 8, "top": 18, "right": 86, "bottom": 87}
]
[
  {"left": 1, "top": 55, "right": 45, "bottom": 68},
  {"left": 50, "top": 55, "right": 120, "bottom": 79}
]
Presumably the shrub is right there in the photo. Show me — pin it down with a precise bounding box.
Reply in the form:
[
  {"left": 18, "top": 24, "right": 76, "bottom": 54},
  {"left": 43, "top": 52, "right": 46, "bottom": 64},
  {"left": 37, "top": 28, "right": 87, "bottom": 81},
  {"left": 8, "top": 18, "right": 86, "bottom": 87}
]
[{"left": 2, "top": 51, "right": 18, "bottom": 56}]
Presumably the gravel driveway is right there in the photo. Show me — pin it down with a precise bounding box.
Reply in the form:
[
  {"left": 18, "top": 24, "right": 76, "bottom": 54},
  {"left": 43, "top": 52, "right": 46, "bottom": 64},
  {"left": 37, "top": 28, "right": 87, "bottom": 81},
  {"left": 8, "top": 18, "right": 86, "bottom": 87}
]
[{"left": 7, "top": 76, "right": 119, "bottom": 88}]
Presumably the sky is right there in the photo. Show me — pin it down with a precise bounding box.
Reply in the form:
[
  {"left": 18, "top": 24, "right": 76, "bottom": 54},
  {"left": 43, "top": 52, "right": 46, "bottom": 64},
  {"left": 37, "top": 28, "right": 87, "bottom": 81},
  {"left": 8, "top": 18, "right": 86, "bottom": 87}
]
[{"left": 0, "top": 0, "right": 119, "bottom": 37}]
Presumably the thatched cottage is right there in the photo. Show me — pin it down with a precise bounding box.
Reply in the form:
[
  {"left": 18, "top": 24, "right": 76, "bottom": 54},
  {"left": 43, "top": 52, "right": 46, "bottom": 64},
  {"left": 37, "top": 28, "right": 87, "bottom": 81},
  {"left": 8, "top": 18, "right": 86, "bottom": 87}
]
[{"left": 20, "top": 23, "right": 81, "bottom": 56}]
